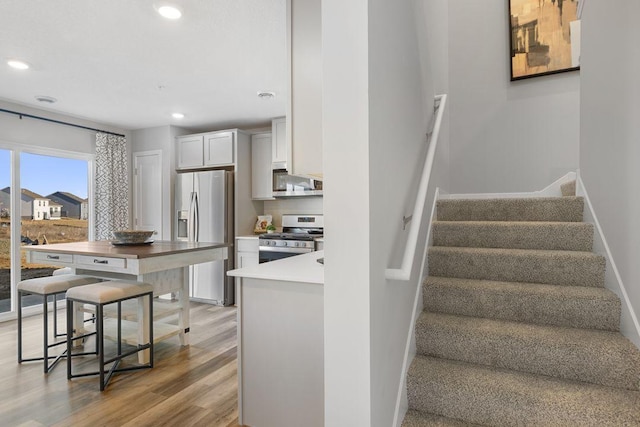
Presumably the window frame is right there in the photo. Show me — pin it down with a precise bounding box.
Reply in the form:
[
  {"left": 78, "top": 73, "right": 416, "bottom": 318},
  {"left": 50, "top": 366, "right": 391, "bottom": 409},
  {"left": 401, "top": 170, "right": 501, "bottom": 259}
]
[{"left": 0, "top": 140, "right": 94, "bottom": 321}]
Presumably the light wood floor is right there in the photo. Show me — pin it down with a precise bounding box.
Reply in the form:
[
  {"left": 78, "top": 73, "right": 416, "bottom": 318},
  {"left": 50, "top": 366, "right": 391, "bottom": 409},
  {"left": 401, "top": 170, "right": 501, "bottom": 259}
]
[{"left": 0, "top": 302, "right": 240, "bottom": 427}]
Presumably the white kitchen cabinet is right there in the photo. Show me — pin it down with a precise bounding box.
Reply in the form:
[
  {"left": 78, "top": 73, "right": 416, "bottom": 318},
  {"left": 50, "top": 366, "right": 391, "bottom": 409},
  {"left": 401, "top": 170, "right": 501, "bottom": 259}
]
[
  {"left": 252, "top": 132, "right": 276, "bottom": 200},
  {"left": 288, "top": 0, "right": 323, "bottom": 179},
  {"left": 176, "top": 135, "right": 204, "bottom": 169},
  {"left": 271, "top": 117, "right": 288, "bottom": 169},
  {"left": 204, "top": 132, "right": 234, "bottom": 166},
  {"left": 237, "top": 238, "right": 259, "bottom": 267},
  {"left": 176, "top": 131, "right": 234, "bottom": 170}
]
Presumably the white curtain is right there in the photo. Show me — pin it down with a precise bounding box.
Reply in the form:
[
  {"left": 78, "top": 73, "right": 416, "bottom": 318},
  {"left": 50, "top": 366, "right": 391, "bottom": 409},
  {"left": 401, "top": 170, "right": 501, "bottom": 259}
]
[{"left": 95, "top": 132, "right": 129, "bottom": 240}]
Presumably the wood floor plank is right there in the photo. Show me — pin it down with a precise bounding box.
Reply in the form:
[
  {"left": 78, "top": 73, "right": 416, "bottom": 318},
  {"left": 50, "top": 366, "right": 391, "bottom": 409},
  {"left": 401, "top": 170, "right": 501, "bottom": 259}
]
[{"left": 0, "top": 302, "right": 240, "bottom": 427}]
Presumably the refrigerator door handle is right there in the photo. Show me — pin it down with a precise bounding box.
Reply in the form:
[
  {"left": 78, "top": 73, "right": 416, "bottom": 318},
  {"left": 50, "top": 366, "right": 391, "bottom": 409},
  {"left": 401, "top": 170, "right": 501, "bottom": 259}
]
[
  {"left": 188, "top": 191, "right": 195, "bottom": 242},
  {"left": 193, "top": 191, "right": 200, "bottom": 242}
]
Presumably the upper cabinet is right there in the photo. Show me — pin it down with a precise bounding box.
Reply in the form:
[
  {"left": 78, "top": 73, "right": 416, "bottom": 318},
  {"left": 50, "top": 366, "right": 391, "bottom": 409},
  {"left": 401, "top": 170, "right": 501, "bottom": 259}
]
[
  {"left": 204, "top": 132, "right": 234, "bottom": 166},
  {"left": 287, "top": 0, "right": 323, "bottom": 180},
  {"left": 176, "top": 135, "right": 204, "bottom": 169},
  {"left": 252, "top": 132, "right": 275, "bottom": 200},
  {"left": 271, "top": 117, "right": 288, "bottom": 169},
  {"left": 177, "top": 131, "right": 234, "bottom": 170}
]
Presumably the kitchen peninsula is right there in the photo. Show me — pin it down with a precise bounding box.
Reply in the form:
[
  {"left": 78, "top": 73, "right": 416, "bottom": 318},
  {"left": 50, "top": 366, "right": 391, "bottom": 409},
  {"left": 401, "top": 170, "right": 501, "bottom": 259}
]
[
  {"left": 24, "top": 240, "right": 229, "bottom": 362},
  {"left": 228, "top": 250, "right": 324, "bottom": 427}
]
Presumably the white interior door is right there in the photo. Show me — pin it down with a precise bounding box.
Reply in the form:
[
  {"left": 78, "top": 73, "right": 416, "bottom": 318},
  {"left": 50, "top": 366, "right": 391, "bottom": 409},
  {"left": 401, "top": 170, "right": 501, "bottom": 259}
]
[{"left": 133, "top": 150, "right": 163, "bottom": 239}]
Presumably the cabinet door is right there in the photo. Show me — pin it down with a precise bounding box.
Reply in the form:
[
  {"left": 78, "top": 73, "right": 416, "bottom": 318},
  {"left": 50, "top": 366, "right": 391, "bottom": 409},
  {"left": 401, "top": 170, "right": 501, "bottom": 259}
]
[
  {"left": 177, "top": 135, "right": 204, "bottom": 169},
  {"left": 252, "top": 133, "right": 275, "bottom": 200},
  {"left": 204, "top": 132, "right": 234, "bottom": 166},
  {"left": 238, "top": 251, "right": 259, "bottom": 268},
  {"left": 271, "top": 117, "right": 288, "bottom": 166}
]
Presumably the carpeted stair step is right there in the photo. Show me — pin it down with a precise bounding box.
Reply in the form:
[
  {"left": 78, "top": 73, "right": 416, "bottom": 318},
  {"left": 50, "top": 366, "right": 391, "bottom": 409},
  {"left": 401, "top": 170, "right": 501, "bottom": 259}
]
[
  {"left": 423, "top": 277, "right": 620, "bottom": 330},
  {"left": 428, "top": 246, "right": 605, "bottom": 287},
  {"left": 432, "top": 220, "right": 593, "bottom": 251},
  {"left": 415, "top": 312, "right": 640, "bottom": 390},
  {"left": 407, "top": 355, "right": 640, "bottom": 426},
  {"left": 561, "top": 180, "right": 577, "bottom": 196},
  {"left": 402, "top": 409, "right": 481, "bottom": 427},
  {"left": 436, "top": 197, "right": 584, "bottom": 222}
]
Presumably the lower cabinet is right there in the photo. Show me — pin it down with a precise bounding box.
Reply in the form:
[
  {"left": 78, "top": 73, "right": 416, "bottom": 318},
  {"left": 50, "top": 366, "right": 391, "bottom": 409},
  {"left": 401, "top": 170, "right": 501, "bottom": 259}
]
[{"left": 236, "top": 237, "right": 259, "bottom": 267}]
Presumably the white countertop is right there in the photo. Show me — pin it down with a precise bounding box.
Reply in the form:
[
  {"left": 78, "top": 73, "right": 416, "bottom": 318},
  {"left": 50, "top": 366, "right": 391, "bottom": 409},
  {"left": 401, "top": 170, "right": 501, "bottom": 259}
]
[
  {"left": 228, "top": 250, "right": 324, "bottom": 284},
  {"left": 236, "top": 235, "right": 260, "bottom": 240}
]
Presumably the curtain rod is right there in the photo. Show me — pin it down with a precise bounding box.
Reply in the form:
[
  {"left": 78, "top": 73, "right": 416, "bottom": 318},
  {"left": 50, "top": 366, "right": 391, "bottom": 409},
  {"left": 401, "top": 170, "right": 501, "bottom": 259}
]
[{"left": 0, "top": 107, "right": 126, "bottom": 138}]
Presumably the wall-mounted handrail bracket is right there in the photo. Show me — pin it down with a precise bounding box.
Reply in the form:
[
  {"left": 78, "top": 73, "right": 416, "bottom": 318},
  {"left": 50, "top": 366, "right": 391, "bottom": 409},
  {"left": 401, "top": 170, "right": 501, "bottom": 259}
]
[{"left": 402, "top": 215, "right": 413, "bottom": 231}]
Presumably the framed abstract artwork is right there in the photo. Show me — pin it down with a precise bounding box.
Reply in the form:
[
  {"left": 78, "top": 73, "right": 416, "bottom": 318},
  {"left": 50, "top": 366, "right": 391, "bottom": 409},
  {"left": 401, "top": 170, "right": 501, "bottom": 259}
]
[{"left": 509, "top": 0, "right": 581, "bottom": 80}]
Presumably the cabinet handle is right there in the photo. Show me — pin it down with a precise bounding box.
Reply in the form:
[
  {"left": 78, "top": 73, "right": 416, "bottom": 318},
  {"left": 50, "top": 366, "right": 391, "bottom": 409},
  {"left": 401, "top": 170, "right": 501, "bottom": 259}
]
[
  {"left": 46, "top": 255, "right": 60, "bottom": 260},
  {"left": 93, "top": 259, "right": 108, "bottom": 264}
]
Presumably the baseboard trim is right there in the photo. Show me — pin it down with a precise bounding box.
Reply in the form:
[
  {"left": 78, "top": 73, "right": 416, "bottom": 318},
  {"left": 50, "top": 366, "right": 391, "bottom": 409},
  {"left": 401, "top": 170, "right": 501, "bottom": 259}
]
[
  {"left": 441, "top": 172, "right": 577, "bottom": 200},
  {"left": 392, "top": 187, "right": 439, "bottom": 427},
  {"left": 577, "top": 171, "right": 640, "bottom": 347}
]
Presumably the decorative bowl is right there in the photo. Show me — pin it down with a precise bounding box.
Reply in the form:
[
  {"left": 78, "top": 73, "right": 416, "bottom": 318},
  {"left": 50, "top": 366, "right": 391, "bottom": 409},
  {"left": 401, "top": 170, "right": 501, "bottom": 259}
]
[{"left": 111, "top": 230, "right": 154, "bottom": 244}]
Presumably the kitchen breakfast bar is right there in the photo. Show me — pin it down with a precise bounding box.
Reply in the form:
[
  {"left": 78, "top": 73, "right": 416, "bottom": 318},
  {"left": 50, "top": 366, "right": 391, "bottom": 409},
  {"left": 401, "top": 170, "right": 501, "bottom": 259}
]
[
  {"left": 24, "top": 240, "right": 229, "bottom": 362},
  {"left": 228, "top": 250, "right": 325, "bottom": 427}
]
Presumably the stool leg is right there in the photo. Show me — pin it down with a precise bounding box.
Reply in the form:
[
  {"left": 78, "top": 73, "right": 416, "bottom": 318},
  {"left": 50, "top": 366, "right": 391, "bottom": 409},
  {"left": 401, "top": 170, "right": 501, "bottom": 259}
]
[
  {"left": 43, "top": 294, "right": 49, "bottom": 374},
  {"left": 66, "top": 299, "right": 73, "bottom": 380},
  {"left": 97, "top": 304, "right": 105, "bottom": 391},
  {"left": 17, "top": 290, "right": 23, "bottom": 363}
]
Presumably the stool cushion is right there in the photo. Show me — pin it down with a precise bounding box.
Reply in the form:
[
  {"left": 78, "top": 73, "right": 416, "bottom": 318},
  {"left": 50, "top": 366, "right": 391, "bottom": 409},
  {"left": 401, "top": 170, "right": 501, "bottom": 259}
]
[
  {"left": 18, "top": 275, "right": 100, "bottom": 295},
  {"left": 66, "top": 280, "right": 153, "bottom": 304}
]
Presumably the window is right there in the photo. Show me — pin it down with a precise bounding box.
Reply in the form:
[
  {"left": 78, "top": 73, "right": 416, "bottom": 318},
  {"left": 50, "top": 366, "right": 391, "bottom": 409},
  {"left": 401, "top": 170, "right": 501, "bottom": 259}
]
[{"left": 0, "top": 148, "right": 92, "bottom": 316}]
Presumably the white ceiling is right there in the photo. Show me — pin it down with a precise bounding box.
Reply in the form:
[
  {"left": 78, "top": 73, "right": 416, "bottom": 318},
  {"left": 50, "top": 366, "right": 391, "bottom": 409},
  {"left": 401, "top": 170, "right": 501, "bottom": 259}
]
[{"left": 0, "top": 0, "right": 287, "bottom": 132}]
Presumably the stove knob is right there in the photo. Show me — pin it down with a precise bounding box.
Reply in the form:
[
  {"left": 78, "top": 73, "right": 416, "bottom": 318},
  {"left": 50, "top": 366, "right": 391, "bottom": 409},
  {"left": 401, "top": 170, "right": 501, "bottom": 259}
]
[{"left": 293, "top": 242, "right": 299, "bottom": 247}]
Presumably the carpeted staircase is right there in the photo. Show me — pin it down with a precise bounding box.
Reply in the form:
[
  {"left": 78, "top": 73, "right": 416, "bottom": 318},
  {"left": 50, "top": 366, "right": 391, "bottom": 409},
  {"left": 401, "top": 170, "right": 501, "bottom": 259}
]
[{"left": 403, "top": 190, "right": 640, "bottom": 426}]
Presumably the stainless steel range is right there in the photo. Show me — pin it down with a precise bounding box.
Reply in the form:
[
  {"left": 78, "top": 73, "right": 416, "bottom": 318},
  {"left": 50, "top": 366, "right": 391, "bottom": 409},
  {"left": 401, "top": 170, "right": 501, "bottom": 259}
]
[{"left": 258, "top": 214, "right": 324, "bottom": 263}]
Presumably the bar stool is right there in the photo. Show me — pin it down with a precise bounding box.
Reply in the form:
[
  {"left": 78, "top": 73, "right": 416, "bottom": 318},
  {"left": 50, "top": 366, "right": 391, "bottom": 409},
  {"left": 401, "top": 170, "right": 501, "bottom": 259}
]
[
  {"left": 66, "top": 280, "right": 154, "bottom": 391},
  {"left": 17, "top": 274, "right": 102, "bottom": 373}
]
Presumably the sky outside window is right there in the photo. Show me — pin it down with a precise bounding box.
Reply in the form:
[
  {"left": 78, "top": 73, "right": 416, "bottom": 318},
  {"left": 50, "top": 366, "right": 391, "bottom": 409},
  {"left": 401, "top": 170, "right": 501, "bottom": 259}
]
[{"left": 0, "top": 152, "right": 88, "bottom": 199}]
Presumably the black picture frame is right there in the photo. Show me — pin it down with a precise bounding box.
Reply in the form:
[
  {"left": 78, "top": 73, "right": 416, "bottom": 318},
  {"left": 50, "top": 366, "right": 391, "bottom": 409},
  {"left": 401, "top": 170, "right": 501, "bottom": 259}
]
[{"left": 509, "top": 0, "right": 581, "bottom": 81}]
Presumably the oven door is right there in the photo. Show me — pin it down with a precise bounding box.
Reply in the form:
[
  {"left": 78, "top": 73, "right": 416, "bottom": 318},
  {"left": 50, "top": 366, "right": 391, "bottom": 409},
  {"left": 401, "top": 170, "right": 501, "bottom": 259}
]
[{"left": 259, "top": 246, "right": 313, "bottom": 263}]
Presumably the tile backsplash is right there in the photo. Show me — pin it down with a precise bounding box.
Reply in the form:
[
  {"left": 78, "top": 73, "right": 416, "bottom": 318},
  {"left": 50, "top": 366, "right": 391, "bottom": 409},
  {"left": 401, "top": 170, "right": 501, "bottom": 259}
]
[{"left": 263, "top": 197, "right": 324, "bottom": 228}]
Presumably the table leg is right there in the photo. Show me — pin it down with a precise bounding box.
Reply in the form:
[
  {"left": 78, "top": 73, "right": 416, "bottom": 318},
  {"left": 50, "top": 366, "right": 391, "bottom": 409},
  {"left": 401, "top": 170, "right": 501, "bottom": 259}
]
[
  {"left": 137, "top": 293, "right": 151, "bottom": 364},
  {"left": 179, "top": 266, "right": 190, "bottom": 346}
]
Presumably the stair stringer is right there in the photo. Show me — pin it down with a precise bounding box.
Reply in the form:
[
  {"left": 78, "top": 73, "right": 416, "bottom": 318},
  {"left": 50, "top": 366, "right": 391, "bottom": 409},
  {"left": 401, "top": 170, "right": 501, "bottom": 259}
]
[
  {"left": 392, "top": 188, "right": 440, "bottom": 427},
  {"left": 577, "top": 171, "right": 640, "bottom": 347}
]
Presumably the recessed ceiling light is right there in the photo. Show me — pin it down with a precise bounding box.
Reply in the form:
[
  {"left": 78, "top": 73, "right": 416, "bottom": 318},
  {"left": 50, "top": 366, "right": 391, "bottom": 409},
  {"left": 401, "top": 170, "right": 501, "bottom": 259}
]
[
  {"left": 172, "top": 112, "right": 185, "bottom": 119},
  {"left": 35, "top": 95, "right": 57, "bottom": 104},
  {"left": 257, "top": 91, "right": 276, "bottom": 100},
  {"left": 156, "top": 4, "right": 182, "bottom": 19},
  {"left": 7, "top": 60, "right": 29, "bottom": 70}
]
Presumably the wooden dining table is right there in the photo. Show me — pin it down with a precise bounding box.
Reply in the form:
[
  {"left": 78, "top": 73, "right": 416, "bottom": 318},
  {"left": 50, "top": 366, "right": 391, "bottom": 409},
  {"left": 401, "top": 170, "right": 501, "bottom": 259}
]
[{"left": 24, "top": 240, "right": 229, "bottom": 362}]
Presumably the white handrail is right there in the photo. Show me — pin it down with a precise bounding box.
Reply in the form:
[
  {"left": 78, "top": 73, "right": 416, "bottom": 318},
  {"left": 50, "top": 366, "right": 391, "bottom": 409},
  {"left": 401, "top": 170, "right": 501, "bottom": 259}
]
[{"left": 385, "top": 94, "right": 447, "bottom": 281}]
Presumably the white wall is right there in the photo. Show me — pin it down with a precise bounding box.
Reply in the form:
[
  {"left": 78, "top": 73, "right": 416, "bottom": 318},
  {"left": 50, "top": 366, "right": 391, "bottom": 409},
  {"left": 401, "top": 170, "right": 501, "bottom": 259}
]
[
  {"left": 322, "top": 0, "right": 372, "bottom": 425},
  {"left": 368, "top": 0, "right": 437, "bottom": 425},
  {"left": 580, "top": 1, "right": 640, "bottom": 340},
  {"left": 323, "top": 0, "right": 438, "bottom": 424},
  {"left": 447, "top": 0, "right": 580, "bottom": 194},
  {"left": 0, "top": 99, "right": 129, "bottom": 155}
]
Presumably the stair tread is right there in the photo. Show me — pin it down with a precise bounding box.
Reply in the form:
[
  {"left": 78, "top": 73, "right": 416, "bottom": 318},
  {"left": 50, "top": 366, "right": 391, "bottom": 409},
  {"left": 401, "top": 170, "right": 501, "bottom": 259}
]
[
  {"left": 432, "top": 220, "right": 593, "bottom": 251},
  {"left": 402, "top": 410, "right": 481, "bottom": 427},
  {"left": 407, "top": 355, "right": 640, "bottom": 426},
  {"left": 430, "top": 246, "right": 603, "bottom": 258},
  {"left": 428, "top": 246, "right": 606, "bottom": 287},
  {"left": 425, "top": 276, "right": 617, "bottom": 300},
  {"left": 436, "top": 197, "right": 584, "bottom": 222},
  {"left": 416, "top": 312, "right": 640, "bottom": 390},
  {"left": 424, "top": 276, "right": 620, "bottom": 330}
]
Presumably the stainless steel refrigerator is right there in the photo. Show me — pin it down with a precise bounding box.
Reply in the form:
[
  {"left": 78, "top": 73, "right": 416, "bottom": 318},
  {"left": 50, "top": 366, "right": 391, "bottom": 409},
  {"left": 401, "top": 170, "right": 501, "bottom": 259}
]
[{"left": 175, "top": 170, "right": 234, "bottom": 306}]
